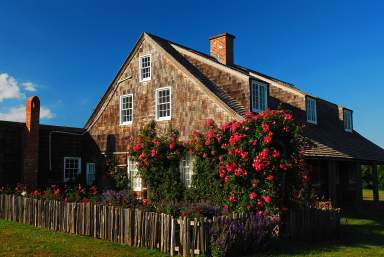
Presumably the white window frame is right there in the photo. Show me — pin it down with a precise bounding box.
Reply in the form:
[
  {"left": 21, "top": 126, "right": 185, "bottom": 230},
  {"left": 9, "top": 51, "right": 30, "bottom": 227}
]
[
  {"left": 64, "top": 157, "right": 81, "bottom": 182},
  {"left": 127, "top": 159, "right": 142, "bottom": 192},
  {"left": 139, "top": 54, "right": 151, "bottom": 82},
  {"left": 343, "top": 109, "right": 353, "bottom": 132},
  {"left": 155, "top": 87, "right": 172, "bottom": 121},
  {"left": 180, "top": 154, "right": 194, "bottom": 188},
  {"left": 306, "top": 96, "right": 317, "bottom": 124},
  {"left": 86, "top": 163, "right": 96, "bottom": 186},
  {"left": 119, "top": 94, "right": 133, "bottom": 125},
  {"left": 251, "top": 80, "right": 268, "bottom": 112}
]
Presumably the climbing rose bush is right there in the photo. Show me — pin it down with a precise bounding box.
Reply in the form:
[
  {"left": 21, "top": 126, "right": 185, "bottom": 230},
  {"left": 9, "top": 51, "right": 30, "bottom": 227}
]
[
  {"left": 188, "top": 109, "right": 308, "bottom": 213},
  {"left": 127, "top": 121, "right": 186, "bottom": 204}
]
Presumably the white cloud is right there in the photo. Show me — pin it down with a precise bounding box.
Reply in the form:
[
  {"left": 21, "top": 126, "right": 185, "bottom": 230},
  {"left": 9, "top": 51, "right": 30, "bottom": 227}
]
[
  {"left": 0, "top": 105, "right": 55, "bottom": 122},
  {"left": 23, "top": 81, "right": 37, "bottom": 92},
  {"left": 0, "top": 73, "right": 22, "bottom": 101}
]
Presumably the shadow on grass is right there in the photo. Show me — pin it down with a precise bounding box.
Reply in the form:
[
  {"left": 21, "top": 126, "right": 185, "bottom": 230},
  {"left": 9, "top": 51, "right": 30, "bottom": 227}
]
[{"left": 249, "top": 201, "right": 384, "bottom": 257}]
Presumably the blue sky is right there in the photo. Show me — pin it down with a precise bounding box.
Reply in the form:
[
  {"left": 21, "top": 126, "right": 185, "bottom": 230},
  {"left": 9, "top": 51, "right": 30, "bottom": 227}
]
[{"left": 0, "top": 0, "right": 383, "bottom": 147}]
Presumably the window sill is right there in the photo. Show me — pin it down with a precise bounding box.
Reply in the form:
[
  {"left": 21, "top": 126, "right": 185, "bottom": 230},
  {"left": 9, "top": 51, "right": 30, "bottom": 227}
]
[
  {"left": 156, "top": 117, "right": 171, "bottom": 121},
  {"left": 139, "top": 77, "right": 151, "bottom": 83},
  {"left": 120, "top": 122, "right": 133, "bottom": 126}
]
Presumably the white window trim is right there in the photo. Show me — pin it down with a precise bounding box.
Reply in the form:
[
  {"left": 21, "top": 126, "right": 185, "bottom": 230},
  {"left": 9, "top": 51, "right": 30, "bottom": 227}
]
[
  {"left": 119, "top": 94, "right": 133, "bottom": 125},
  {"left": 86, "top": 163, "right": 96, "bottom": 186},
  {"left": 64, "top": 157, "right": 81, "bottom": 182},
  {"left": 155, "top": 87, "right": 172, "bottom": 121},
  {"left": 306, "top": 96, "right": 317, "bottom": 125},
  {"left": 251, "top": 80, "right": 268, "bottom": 113},
  {"left": 179, "top": 154, "right": 194, "bottom": 188},
  {"left": 343, "top": 109, "right": 353, "bottom": 132},
  {"left": 127, "top": 159, "right": 142, "bottom": 192},
  {"left": 139, "top": 54, "right": 151, "bottom": 82}
]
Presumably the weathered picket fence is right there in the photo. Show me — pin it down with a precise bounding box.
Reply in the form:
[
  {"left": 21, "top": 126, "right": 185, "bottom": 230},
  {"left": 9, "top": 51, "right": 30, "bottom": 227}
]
[
  {"left": 0, "top": 194, "right": 211, "bottom": 256},
  {"left": 286, "top": 207, "right": 341, "bottom": 241}
]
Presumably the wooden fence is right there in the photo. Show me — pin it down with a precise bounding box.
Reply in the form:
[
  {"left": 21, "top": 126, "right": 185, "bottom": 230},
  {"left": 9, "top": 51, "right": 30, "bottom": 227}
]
[
  {"left": 0, "top": 194, "right": 341, "bottom": 256},
  {"left": 286, "top": 207, "right": 341, "bottom": 241},
  {"left": 0, "top": 194, "right": 211, "bottom": 256}
]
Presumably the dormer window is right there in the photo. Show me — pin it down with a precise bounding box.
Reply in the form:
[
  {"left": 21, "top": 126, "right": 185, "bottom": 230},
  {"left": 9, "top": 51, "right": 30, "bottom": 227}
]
[
  {"left": 306, "top": 96, "right": 317, "bottom": 124},
  {"left": 251, "top": 80, "right": 268, "bottom": 112},
  {"left": 343, "top": 109, "right": 353, "bottom": 132},
  {"left": 139, "top": 54, "right": 151, "bottom": 82}
]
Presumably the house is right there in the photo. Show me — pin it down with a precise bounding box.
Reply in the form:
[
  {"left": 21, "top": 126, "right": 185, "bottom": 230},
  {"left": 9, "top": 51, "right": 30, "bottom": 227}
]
[{"left": 1, "top": 32, "right": 383, "bottom": 208}]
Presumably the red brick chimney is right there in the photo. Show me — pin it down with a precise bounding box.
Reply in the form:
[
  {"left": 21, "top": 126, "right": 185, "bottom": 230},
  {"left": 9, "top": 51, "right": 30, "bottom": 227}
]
[
  {"left": 23, "top": 96, "right": 40, "bottom": 188},
  {"left": 209, "top": 33, "right": 235, "bottom": 66}
]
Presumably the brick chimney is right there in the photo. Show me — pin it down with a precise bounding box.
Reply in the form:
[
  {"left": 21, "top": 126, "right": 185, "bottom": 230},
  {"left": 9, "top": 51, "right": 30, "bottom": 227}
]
[
  {"left": 23, "top": 96, "right": 40, "bottom": 188},
  {"left": 209, "top": 33, "right": 235, "bottom": 66}
]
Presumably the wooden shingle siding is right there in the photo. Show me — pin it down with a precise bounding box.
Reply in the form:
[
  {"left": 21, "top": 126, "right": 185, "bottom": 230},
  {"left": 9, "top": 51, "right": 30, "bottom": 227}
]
[{"left": 88, "top": 38, "right": 237, "bottom": 160}]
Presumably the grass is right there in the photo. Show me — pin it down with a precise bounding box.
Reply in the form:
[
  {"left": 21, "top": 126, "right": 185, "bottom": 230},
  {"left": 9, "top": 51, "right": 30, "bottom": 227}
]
[
  {"left": 0, "top": 220, "right": 168, "bottom": 257},
  {"left": 254, "top": 201, "right": 384, "bottom": 257},
  {"left": 363, "top": 188, "right": 384, "bottom": 201},
  {"left": 0, "top": 202, "right": 383, "bottom": 257}
]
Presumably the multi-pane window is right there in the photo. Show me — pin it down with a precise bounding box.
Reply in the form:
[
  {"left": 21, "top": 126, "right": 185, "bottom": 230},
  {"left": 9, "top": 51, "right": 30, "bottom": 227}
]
[
  {"left": 120, "top": 94, "right": 133, "bottom": 125},
  {"left": 180, "top": 154, "right": 193, "bottom": 188},
  {"left": 343, "top": 109, "right": 353, "bottom": 132},
  {"left": 156, "top": 87, "right": 171, "bottom": 120},
  {"left": 128, "top": 159, "right": 142, "bottom": 192},
  {"left": 64, "top": 157, "right": 81, "bottom": 182},
  {"left": 139, "top": 55, "right": 151, "bottom": 82},
  {"left": 306, "top": 97, "right": 317, "bottom": 124},
  {"left": 251, "top": 80, "right": 268, "bottom": 112},
  {"left": 86, "top": 163, "right": 96, "bottom": 186}
]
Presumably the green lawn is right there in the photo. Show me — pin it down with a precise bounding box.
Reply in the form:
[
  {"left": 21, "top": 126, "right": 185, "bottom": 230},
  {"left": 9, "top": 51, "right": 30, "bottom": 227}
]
[
  {"left": 256, "top": 201, "right": 384, "bottom": 257},
  {"left": 363, "top": 188, "right": 384, "bottom": 201},
  {"left": 0, "top": 220, "right": 167, "bottom": 257},
  {"left": 0, "top": 202, "right": 383, "bottom": 257}
]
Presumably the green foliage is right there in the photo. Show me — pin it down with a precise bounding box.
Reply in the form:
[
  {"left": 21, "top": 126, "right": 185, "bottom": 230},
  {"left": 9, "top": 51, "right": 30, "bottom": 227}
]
[
  {"left": 128, "top": 121, "right": 185, "bottom": 205},
  {"left": 187, "top": 110, "right": 308, "bottom": 213},
  {"left": 185, "top": 156, "right": 225, "bottom": 207},
  {"left": 362, "top": 165, "right": 384, "bottom": 190}
]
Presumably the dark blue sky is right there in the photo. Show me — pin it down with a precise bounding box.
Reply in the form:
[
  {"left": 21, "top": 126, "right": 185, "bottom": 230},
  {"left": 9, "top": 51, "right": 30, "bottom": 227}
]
[{"left": 0, "top": 0, "right": 383, "bottom": 147}]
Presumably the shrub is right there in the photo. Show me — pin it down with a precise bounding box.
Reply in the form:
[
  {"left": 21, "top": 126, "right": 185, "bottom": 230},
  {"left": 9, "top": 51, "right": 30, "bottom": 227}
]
[
  {"left": 101, "top": 190, "right": 138, "bottom": 208},
  {"left": 127, "top": 121, "right": 185, "bottom": 204},
  {"left": 188, "top": 110, "right": 308, "bottom": 213},
  {"left": 210, "top": 212, "right": 279, "bottom": 257}
]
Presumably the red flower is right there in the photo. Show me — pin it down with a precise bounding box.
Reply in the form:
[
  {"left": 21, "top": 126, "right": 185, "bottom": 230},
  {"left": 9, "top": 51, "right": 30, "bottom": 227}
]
[
  {"left": 169, "top": 143, "right": 175, "bottom": 150},
  {"left": 284, "top": 113, "right": 293, "bottom": 121},
  {"left": 139, "top": 152, "right": 146, "bottom": 159},
  {"left": 228, "top": 194, "right": 237, "bottom": 203},
  {"left": 225, "top": 162, "right": 236, "bottom": 173},
  {"left": 246, "top": 204, "right": 251, "bottom": 210},
  {"left": 263, "top": 132, "right": 273, "bottom": 144},
  {"left": 151, "top": 149, "right": 157, "bottom": 157},
  {"left": 262, "top": 123, "right": 270, "bottom": 132},
  {"left": 224, "top": 176, "right": 230, "bottom": 183},
  {"left": 249, "top": 192, "right": 257, "bottom": 200},
  {"left": 153, "top": 140, "right": 161, "bottom": 147},
  {"left": 224, "top": 204, "right": 229, "bottom": 210},
  {"left": 272, "top": 149, "right": 281, "bottom": 159},
  {"left": 143, "top": 199, "right": 149, "bottom": 206},
  {"left": 266, "top": 175, "right": 274, "bottom": 181},
  {"left": 263, "top": 195, "right": 271, "bottom": 203},
  {"left": 206, "top": 118, "right": 214, "bottom": 127},
  {"left": 133, "top": 144, "right": 141, "bottom": 152},
  {"left": 279, "top": 163, "right": 287, "bottom": 171}
]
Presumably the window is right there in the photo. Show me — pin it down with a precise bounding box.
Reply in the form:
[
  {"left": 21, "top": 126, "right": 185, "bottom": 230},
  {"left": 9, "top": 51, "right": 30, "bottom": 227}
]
[
  {"left": 120, "top": 94, "right": 133, "bottom": 125},
  {"left": 86, "top": 163, "right": 96, "bottom": 186},
  {"left": 251, "top": 80, "right": 268, "bottom": 112},
  {"left": 343, "top": 109, "right": 353, "bottom": 132},
  {"left": 155, "top": 87, "right": 171, "bottom": 120},
  {"left": 180, "top": 154, "right": 194, "bottom": 188},
  {"left": 306, "top": 97, "right": 317, "bottom": 124},
  {"left": 139, "top": 55, "right": 151, "bottom": 82},
  {"left": 64, "top": 157, "right": 81, "bottom": 182},
  {"left": 128, "top": 159, "right": 142, "bottom": 192}
]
